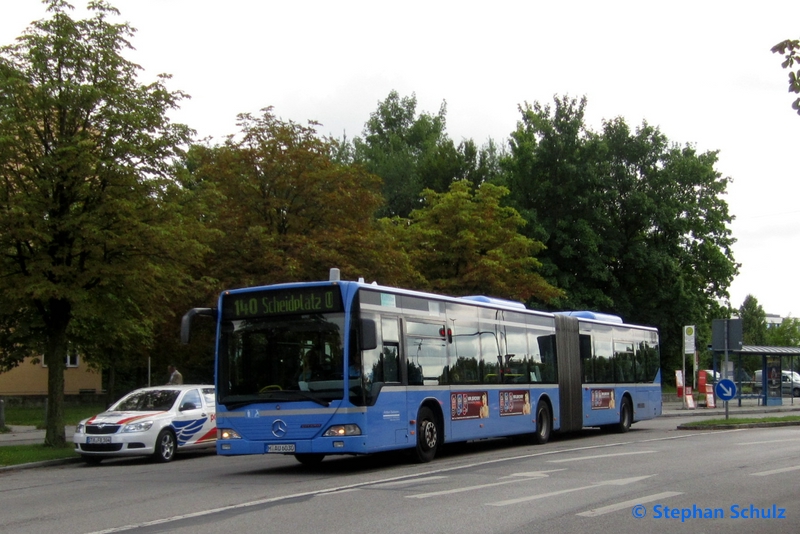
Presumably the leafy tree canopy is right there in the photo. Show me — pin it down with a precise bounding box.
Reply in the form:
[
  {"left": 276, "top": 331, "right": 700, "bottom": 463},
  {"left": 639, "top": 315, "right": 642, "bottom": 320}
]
[
  {"left": 736, "top": 294, "right": 768, "bottom": 346},
  {"left": 0, "top": 0, "right": 202, "bottom": 445},
  {"left": 387, "top": 180, "right": 562, "bottom": 303},
  {"left": 772, "top": 38, "right": 800, "bottom": 115},
  {"left": 189, "top": 108, "right": 420, "bottom": 290},
  {"left": 352, "top": 90, "right": 502, "bottom": 218},
  {"left": 502, "top": 95, "right": 739, "bottom": 373}
]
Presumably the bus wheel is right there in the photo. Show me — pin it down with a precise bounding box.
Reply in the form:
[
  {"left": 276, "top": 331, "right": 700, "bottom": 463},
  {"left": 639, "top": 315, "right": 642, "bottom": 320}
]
[
  {"left": 616, "top": 397, "right": 632, "bottom": 433},
  {"left": 532, "top": 401, "right": 551, "bottom": 445},
  {"left": 295, "top": 453, "right": 325, "bottom": 466},
  {"left": 414, "top": 406, "right": 439, "bottom": 463}
]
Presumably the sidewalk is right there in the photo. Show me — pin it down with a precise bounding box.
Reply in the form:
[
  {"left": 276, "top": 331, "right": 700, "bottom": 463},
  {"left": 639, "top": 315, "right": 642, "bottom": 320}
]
[{"left": 662, "top": 396, "right": 800, "bottom": 417}]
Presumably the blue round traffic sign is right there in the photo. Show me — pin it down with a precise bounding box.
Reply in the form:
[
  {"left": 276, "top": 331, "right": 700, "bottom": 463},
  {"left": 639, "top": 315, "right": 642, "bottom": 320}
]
[{"left": 715, "top": 378, "right": 737, "bottom": 401}]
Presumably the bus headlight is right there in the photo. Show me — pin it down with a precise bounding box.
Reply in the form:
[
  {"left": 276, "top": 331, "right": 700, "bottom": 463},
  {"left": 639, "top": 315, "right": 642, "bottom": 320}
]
[
  {"left": 219, "top": 428, "right": 242, "bottom": 440},
  {"left": 323, "top": 424, "right": 362, "bottom": 437}
]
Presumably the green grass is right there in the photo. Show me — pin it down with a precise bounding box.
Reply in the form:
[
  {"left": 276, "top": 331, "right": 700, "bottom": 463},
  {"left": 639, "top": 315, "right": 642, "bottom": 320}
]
[
  {"left": 0, "top": 404, "right": 106, "bottom": 467},
  {"left": 2, "top": 403, "right": 106, "bottom": 429},
  {"left": 0, "top": 444, "right": 77, "bottom": 467},
  {"left": 680, "top": 415, "right": 800, "bottom": 427}
]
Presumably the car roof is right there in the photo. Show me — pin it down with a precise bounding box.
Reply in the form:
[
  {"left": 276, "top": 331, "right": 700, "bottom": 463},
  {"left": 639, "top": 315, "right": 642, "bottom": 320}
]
[{"left": 126, "top": 385, "right": 214, "bottom": 393}]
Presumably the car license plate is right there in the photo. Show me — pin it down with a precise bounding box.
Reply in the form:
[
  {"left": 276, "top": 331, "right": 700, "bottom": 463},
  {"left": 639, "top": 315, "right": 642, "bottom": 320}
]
[
  {"left": 87, "top": 436, "right": 112, "bottom": 444},
  {"left": 267, "top": 444, "right": 295, "bottom": 453}
]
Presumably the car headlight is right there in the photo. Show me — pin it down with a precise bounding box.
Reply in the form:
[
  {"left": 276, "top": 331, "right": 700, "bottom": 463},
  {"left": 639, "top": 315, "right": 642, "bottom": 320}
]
[
  {"left": 122, "top": 420, "right": 154, "bottom": 433},
  {"left": 323, "top": 424, "right": 362, "bottom": 437}
]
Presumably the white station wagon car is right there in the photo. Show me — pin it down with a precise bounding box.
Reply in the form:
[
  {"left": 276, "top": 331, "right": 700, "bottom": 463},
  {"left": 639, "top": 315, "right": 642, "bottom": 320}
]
[{"left": 73, "top": 385, "right": 216, "bottom": 464}]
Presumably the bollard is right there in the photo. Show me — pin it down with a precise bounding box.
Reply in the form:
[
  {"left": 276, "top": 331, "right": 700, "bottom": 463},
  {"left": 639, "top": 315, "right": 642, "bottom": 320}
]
[{"left": 0, "top": 397, "right": 5, "bottom": 428}]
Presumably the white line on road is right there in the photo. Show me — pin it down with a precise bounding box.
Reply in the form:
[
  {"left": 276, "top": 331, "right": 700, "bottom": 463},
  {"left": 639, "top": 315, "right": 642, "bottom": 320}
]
[
  {"left": 576, "top": 491, "right": 683, "bottom": 517},
  {"left": 406, "top": 476, "right": 549, "bottom": 499},
  {"left": 84, "top": 432, "right": 708, "bottom": 532},
  {"left": 548, "top": 450, "right": 656, "bottom": 463},
  {"left": 750, "top": 465, "right": 800, "bottom": 477},
  {"left": 370, "top": 476, "right": 449, "bottom": 488},
  {"left": 737, "top": 437, "right": 800, "bottom": 446},
  {"left": 485, "top": 475, "right": 655, "bottom": 507}
]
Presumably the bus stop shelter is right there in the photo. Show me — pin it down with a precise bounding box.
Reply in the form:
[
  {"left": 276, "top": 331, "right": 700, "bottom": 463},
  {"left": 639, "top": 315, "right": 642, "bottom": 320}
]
[{"left": 710, "top": 345, "right": 800, "bottom": 406}]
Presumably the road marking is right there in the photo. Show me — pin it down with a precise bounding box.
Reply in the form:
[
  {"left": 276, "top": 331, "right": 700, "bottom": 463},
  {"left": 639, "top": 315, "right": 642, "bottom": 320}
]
[
  {"left": 406, "top": 476, "right": 547, "bottom": 499},
  {"left": 501, "top": 469, "right": 567, "bottom": 479},
  {"left": 577, "top": 491, "right": 683, "bottom": 517},
  {"left": 84, "top": 433, "right": 708, "bottom": 532},
  {"left": 485, "top": 475, "right": 655, "bottom": 507},
  {"left": 548, "top": 450, "right": 656, "bottom": 463},
  {"left": 737, "top": 437, "right": 800, "bottom": 446},
  {"left": 751, "top": 465, "right": 800, "bottom": 477},
  {"left": 370, "top": 476, "right": 449, "bottom": 488}
]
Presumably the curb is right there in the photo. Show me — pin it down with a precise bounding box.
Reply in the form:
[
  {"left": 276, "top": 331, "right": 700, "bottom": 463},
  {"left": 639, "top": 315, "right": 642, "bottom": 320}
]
[
  {"left": 676, "top": 420, "right": 800, "bottom": 430},
  {"left": 0, "top": 456, "right": 82, "bottom": 473}
]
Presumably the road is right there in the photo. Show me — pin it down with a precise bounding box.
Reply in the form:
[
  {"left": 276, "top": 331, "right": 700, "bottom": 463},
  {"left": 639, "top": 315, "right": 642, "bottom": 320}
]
[{"left": 1, "top": 414, "right": 798, "bottom": 534}]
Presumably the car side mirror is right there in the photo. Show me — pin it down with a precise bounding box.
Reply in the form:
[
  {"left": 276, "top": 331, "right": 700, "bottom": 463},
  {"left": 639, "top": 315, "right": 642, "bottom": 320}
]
[{"left": 180, "top": 402, "right": 197, "bottom": 411}]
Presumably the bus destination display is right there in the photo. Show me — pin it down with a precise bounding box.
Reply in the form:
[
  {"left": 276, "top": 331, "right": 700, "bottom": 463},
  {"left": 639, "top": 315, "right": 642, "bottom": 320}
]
[{"left": 222, "top": 286, "right": 342, "bottom": 320}]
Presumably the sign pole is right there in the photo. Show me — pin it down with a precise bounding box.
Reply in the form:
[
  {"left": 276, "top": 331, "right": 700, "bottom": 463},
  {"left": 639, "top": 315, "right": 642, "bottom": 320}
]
[{"left": 724, "top": 320, "right": 729, "bottom": 420}]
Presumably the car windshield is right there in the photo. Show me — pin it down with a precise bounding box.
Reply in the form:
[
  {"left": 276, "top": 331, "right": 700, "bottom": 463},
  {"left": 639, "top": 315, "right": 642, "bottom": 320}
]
[{"left": 112, "top": 390, "right": 180, "bottom": 412}]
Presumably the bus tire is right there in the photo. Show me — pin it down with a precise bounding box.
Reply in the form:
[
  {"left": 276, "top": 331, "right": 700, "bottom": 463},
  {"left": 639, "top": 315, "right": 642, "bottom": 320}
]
[
  {"left": 295, "top": 453, "right": 325, "bottom": 466},
  {"left": 532, "top": 401, "right": 552, "bottom": 445},
  {"left": 413, "top": 406, "right": 440, "bottom": 463},
  {"left": 616, "top": 397, "right": 632, "bottom": 433}
]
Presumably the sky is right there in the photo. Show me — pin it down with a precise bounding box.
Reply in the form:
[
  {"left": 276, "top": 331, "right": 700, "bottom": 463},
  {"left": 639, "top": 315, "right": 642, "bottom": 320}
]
[{"left": 2, "top": 1, "right": 799, "bottom": 318}]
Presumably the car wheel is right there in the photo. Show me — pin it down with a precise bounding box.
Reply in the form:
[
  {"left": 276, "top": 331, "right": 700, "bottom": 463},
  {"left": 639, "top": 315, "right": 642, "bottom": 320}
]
[
  {"left": 794, "top": 388, "right": 800, "bottom": 398},
  {"left": 153, "top": 429, "right": 177, "bottom": 463},
  {"left": 413, "top": 406, "right": 440, "bottom": 463}
]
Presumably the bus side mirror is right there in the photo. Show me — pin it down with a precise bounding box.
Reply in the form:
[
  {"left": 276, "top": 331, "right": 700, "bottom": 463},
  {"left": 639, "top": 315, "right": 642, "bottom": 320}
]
[
  {"left": 360, "top": 319, "right": 377, "bottom": 351},
  {"left": 181, "top": 308, "right": 216, "bottom": 344}
]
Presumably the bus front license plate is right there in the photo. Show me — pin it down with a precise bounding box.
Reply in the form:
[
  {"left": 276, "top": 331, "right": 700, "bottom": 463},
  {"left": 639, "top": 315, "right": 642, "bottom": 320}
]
[{"left": 267, "top": 444, "right": 295, "bottom": 453}]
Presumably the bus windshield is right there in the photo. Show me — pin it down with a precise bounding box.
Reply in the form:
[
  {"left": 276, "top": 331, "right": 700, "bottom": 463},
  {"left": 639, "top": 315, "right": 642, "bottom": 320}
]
[{"left": 217, "top": 312, "right": 346, "bottom": 408}]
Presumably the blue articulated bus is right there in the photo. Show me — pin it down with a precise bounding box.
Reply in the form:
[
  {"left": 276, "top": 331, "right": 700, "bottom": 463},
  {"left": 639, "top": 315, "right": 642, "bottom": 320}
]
[{"left": 181, "top": 269, "right": 661, "bottom": 465}]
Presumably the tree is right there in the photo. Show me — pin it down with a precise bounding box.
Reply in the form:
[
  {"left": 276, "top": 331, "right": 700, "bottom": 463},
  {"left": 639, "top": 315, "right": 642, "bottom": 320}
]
[
  {"left": 766, "top": 316, "right": 800, "bottom": 350},
  {"left": 502, "top": 95, "right": 739, "bottom": 374},
  {"left": 189, "top": 108, "right": 419, "bottom": 289},
  {"left": 772, "top": 39, "right": 800, "bottom": 116},
  {"left": 388, "top": 180, "right": 562, "bottom": 303},
  {"left": 0, "top": 1, "right": 202, "bottom": 446},
  {"left": 736, "top": 295, "right": 768, "bottom": 346},
  {"left": 351, "top": 90, "right": 501, "bottom": 218}
]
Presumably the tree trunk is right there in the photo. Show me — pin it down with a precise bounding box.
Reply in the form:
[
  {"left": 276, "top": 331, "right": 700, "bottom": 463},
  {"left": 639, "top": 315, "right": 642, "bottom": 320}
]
[{"left": 44, "top": 299, "right": 71, "bottom": 447}]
